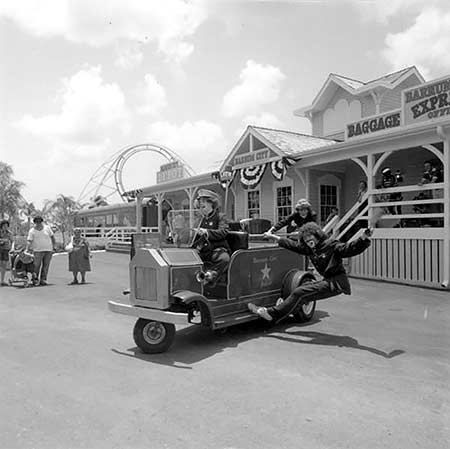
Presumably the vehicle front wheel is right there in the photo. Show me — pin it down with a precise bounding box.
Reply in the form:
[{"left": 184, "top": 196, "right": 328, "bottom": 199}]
[
  {"left": 292, "top": 300, "right": 316, "bottom": 322},
  {"left": 133, "top": 319, "right": 175, "bottom": 354}
]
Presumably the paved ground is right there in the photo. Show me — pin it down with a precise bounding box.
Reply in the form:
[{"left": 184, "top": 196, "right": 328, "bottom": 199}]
[{"left": 0, "top": 251, "right": 449, "bottom": 449}]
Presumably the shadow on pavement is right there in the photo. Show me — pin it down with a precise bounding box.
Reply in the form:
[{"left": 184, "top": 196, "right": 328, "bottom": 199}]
[
  {"left": 266, "top": 330, "right": 405, "bottom": 359},
  {"left": 111, "top": 310, "right": 331, "bottom": 368}
]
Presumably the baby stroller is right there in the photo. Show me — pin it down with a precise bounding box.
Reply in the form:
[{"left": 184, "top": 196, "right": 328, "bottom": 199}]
[{"left": 8, "top": 246, "right": 35, "bottom": 288}]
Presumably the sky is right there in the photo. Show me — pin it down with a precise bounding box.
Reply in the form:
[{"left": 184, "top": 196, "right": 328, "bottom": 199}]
[{"left": 1, "top": 0, "right": 450, "bottom": 207}]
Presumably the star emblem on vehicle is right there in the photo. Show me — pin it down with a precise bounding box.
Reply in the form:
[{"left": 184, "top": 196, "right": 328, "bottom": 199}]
[{"left": 261, "top": 263, "right": 271, "bottom": 280}]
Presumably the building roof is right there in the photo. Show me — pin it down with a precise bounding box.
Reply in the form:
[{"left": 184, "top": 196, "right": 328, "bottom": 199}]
[
  {"left": 295, "top": 66, "right": 425, "bottom": 117},
  {"left": 331, "top": 74, "right": 365, "bottom": 90},
  {"left": 365, "top": 66, "right": 415, "bottom": 86},
  {"left": 251, "top": 126, "right": 336, "bottom": 156}
]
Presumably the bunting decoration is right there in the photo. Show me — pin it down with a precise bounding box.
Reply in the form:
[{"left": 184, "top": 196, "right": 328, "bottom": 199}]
[
  {"left": 240, "top": 163, "right": 267, "bottom": 189},
  {"left": 270, "top": 157, "right": 296, "bottom": 181}
]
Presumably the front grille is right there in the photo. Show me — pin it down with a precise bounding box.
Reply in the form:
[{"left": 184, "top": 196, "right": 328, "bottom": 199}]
[{"left": 135, "top": 267, "right": 157, "bottom": 301}]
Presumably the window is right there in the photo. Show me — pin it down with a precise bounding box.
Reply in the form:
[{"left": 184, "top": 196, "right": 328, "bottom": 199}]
[
  {"left": 247, "top": 190, "right": 260, "bottom": 218},
  {"left": 320, "top": 184, "right": 337, "bottom": 224},
  {"left": 276, "top": 186, "right": 292, "bottom": 223}
]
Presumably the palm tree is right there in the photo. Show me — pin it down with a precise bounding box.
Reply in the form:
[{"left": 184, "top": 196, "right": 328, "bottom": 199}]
[
  {"left": 0, "top": 161, "right": 25, "bottom": 221},
  {"left": 12, "top": 197, "right": 39, "bottom": 236},
  {"left": 44, "top": 194, "right": 82, "bottom": 244}
]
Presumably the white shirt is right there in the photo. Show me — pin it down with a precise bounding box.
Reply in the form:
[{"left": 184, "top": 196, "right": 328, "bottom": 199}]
[{"left": 27, "top": 225, "right": 54, "bottom": 252}]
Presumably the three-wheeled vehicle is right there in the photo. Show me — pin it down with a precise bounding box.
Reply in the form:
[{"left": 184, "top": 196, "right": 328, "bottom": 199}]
[{"left": 108, "top": 213, "right": 317, "bottom": 353}]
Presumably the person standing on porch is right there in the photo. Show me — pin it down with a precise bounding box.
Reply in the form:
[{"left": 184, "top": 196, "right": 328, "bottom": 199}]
[
  {"left": 380, "top": 167, "right": 403, "bottom": 215},
  {"left": 26, "top": 216, "right": 56, "bottom": 286},
  {"left": 268, "top": 198, "right": 316, "bottom": 235},
  {"left": 356, "top": 180, "right": 368, "bottom": 228}
]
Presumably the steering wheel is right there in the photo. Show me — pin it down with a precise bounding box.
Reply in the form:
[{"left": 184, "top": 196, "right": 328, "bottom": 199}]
[{"left": 190, "top": 231, "right": 210, "bottom": 251}]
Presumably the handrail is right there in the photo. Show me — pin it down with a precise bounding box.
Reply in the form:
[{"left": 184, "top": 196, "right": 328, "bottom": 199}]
[
  {"left": 372, "top": 198, "right": 442, "bottom": 208},
  {"left": 340, "top": 191, "right": 368, "bottom": 225},
  {"left": 78, "top": 226, "right": 157, "bottom": 241},
  {"left": 325, "top": 191, "right": 368, "bottom": 238},
  {"left": 371, "top": 182, "right": 444, "bottom": 195},
  {"left": 322, "top": 215, "right": 339, "bottom": 234},
  {"left": 336, "top": 204, "right": 368, "bottom": 240}
]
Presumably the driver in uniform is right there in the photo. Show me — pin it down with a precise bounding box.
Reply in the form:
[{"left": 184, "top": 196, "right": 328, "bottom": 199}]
[{"left": 193, "top": 189, "right": 230, "bottom": 285}]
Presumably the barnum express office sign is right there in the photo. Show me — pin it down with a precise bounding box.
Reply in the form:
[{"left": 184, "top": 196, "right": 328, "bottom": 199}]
[
  {"left": 402, "top": 75, "right": 450, "bottom": 125},
  {"left": 345, "top": 75, "right": 450, "bottom": 140}
]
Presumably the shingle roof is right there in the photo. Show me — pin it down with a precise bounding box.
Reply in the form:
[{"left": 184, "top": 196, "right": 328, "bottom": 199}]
[
  {"left": 252, "top": 126, "right": 336, "bottom": 156},
  {"left": 332, "top": 74, "right": 365, "bottom": 90},
  {"left": 365, "top": 66, "right": 415, "bottom": 86},
  {"left": 295, "top": 66, "right": 423, "bottom": 116},
  {"left": 334, "top": 66, "right": 416, "bottom": 90}
]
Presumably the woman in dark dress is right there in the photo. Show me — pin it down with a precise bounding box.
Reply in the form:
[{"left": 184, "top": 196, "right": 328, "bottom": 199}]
[
  {"left": 66, "top": 228, "right": 91, "bottom": 284},
  {"left": 0, "top": 220, "right": 13, "bottom": 286}
]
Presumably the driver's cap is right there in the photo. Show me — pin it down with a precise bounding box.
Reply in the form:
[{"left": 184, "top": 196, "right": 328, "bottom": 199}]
[{"left": 197, "top": 189, "right": 220, "bottom": 204}]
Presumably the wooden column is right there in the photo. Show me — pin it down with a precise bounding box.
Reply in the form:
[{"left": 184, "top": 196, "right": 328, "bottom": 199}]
[
  {"left": 305, "top": 169, "right": 310, "bottom": 200},
  {"left": 136, "top": 194, "right": 142, "bottom": 232},
  {"left": 186, "top": 187, "right": 198, "bottom": 232},
  {"left": 437, "top": 126, "right": 450, "bottom": 288},
  {"left": 367, "top": 154, "right": 374, "bottom": 226},
  {"left": 157, "top": 192, "right": 164, "bottom": 236}
]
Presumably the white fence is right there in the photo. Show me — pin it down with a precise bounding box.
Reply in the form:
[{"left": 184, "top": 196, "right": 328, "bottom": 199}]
[{"left": 77, "top": 226, "right": 158, "bottom": 247}]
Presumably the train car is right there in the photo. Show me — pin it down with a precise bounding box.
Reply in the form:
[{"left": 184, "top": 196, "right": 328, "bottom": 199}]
[{"left": 74, "top": 201, "right": 160, "bottom": 229}]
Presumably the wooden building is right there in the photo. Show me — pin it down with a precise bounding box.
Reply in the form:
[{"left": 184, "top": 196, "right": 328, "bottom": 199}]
[{"left": 87, "top": 66, "right": 449, "bottom": 289}]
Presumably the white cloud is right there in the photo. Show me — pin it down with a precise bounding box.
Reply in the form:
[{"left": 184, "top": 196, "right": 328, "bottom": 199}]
[
  {"left": 243, "top": 112, "right": 283, "bottom": 129},
  {"left": 15, "top": 66, "right": 130, "bottom": 152},
  {"left": 137, "top": 74, "right": 167, "bottom": 116},
  {"left": 146, "top": 120, "right": 226, "bottom": 172},
  {"left": 222, "top": 60, "right": 286, "bottom": 118},
  {"left": 382, "top": 8, "right": 450, "bottom": 78},
  {"left": 351, "top": 0, "right": 441, "bottom": 23},
  {"left": 0, "top": 0, "right": 207, "bottom": 63},
  {"left": 114, "top": 45, "right": 144, "bottom": 70}
]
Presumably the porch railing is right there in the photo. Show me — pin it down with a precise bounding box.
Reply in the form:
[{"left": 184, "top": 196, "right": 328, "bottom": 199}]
[
  {"left": 326, "top": 183, "right": 444, "bottom": 243},
  {"left": 326, "top": 183, "right": 446, "bottom": 288}
]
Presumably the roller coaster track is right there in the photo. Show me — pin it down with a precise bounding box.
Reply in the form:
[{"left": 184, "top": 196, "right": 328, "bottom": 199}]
[{"left": 77, "top": 143, "right": 195, "bottom": 204}]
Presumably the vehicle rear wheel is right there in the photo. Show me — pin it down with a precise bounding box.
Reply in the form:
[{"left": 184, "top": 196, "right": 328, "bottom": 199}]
[
  {"left": 133, "top": 318, "right": 175, "bottom": 354},
  {"left": 281, "top": 269, "right": 316, "bottom": 323}
]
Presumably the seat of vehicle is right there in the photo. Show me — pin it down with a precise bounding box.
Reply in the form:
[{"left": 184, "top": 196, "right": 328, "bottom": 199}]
[
  {"left": 226, "top": 231, "right": 249, "bottom": 254},
  {"left": 239, "top": 218, "right": 271, "bottom": 234}
]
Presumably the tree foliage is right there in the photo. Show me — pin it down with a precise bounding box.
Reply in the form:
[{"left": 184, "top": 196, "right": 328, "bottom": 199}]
[
  {"left": 0, "top": 161, "right": 25, "bottom": 222},
  {"left": 43, "top": 194, "right": 82, "bottom": 244}
]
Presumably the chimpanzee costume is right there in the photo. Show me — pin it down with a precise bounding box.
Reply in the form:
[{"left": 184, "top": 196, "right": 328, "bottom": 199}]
[{"left": 249, "top": 222, "right": 371, "bottom": 322}]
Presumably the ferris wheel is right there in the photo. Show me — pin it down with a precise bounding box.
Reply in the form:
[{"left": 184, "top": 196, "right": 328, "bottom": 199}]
[{"left": 77, "top": 143, "right": 195, "bottom": 205}]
